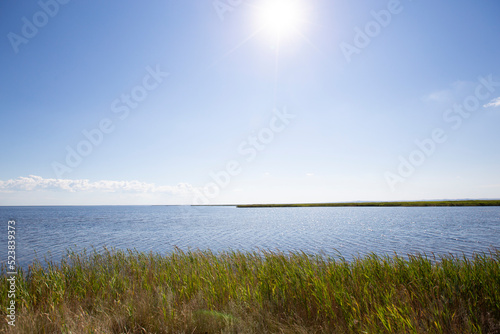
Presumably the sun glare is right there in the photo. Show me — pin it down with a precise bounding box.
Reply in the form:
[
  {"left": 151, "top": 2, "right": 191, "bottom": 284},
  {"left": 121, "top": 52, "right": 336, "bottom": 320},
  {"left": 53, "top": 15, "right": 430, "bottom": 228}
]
[{"left": 257, "top": 0, "right": 305, "bottom": 40}]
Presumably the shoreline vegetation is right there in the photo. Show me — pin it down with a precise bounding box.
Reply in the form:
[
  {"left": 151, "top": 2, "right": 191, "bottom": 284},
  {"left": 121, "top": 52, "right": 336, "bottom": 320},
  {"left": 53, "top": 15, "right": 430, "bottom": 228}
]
[
  {"left": 234, "top": 199, "right": 500, "bottom": 208},
  {"left": 1, "top": 248, "right": 499, "bottom": 333}
]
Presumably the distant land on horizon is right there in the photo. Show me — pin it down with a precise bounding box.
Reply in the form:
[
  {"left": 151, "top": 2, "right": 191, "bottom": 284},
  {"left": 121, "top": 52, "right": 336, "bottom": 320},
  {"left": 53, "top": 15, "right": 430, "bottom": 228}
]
[
  {"left": 5, "top": 199, "right": 498, "bottom": 207},
  {"left": 220, "top": 199, "right": 500, "bottom": 208}
]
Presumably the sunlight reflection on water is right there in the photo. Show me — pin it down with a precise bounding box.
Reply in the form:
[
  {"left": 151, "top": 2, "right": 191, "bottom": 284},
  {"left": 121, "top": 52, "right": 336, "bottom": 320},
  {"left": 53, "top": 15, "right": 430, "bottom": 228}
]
[{"left": 0, "top": 205, "right": 499, "bottom": 269}]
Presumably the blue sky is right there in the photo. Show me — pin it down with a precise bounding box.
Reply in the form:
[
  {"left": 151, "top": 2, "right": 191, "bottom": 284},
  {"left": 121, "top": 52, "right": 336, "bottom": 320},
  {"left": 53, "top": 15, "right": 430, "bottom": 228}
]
[{"left": 1, "top": 0, "right": 499, "bottom": 205}]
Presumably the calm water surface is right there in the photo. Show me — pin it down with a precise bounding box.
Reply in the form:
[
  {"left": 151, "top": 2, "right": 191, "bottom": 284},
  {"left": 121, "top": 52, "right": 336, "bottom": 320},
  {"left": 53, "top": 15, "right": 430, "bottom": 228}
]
[{"left": 0, "top": 205, "right": 499, "bottom": 269}]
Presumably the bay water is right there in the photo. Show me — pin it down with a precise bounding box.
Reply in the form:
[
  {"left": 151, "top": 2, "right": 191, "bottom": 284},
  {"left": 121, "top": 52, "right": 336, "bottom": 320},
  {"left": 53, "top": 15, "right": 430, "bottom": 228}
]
[{"left": 1, "top": 205, "right": 499, "bottom": 269}]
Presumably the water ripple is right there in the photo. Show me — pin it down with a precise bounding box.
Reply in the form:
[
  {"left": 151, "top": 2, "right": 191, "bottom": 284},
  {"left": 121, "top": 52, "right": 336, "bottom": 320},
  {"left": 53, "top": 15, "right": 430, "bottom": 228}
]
[{"left": 0, "top": 206, "right": 499, "bottom": 268}]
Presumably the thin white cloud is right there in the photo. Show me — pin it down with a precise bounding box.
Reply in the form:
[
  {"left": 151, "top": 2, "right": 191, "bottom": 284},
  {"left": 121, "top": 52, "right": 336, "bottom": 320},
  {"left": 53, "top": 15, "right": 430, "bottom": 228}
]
[
  {"left": 483, "top": 97, "right": 500, "bottom": 108},
  {"left": 423, "top": 89, "right": 454, "bottom": 103},
  {"left": 479, "top": 184, "right": 500, "bottom": 189},
  {"left": 0, "top": 175, "right": 197, "bottom": 195},
  {"left": 423, "top": 80, "right": 475, "bottom": 104}
]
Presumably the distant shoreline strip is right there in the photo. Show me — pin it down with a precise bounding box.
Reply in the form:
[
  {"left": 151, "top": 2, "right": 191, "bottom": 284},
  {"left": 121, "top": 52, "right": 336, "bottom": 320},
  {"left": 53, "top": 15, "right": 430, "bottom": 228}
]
[{"left": 234, "top": 200, "right": 500, "bottom": 208}]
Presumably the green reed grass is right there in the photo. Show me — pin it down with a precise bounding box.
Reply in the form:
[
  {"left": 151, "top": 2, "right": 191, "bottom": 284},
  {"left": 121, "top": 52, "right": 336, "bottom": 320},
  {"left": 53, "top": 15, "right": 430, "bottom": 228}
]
[{"left": 1, "top": 248, "right": 499, "bottom": 333}]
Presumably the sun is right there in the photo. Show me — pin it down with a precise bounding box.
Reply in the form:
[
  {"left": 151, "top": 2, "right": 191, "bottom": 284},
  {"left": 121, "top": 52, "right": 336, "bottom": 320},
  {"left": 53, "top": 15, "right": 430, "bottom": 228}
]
[{"left": 256, "top": 0, "right": 305, "bottom": 41}]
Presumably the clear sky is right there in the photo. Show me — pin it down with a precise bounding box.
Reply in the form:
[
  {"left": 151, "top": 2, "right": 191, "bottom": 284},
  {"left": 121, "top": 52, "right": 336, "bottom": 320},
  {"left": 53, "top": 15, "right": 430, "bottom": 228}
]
[{"left": 1, "top": 0, "right": 499, "bottom": 205}]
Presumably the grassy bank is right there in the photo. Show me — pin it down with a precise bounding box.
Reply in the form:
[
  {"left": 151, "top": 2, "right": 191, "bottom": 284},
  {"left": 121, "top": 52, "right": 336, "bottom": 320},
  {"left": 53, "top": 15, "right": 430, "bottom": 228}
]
[
  {"left": 1, "top": 249, "right": 499, "bottom": 333},
  {"left": 236, "top": 199, "right": 500, "bottom": 208}
]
